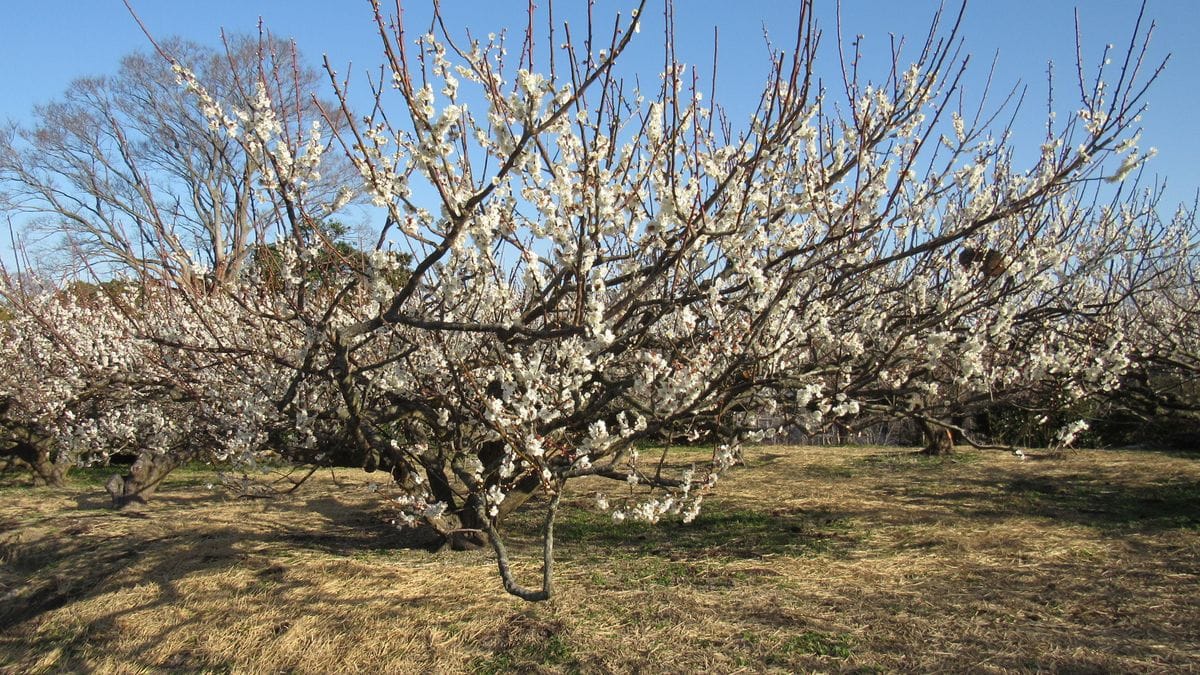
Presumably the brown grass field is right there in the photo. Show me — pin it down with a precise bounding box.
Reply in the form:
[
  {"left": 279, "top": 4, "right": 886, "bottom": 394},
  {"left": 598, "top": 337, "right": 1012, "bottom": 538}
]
[{"left": 1, "top": 445, "right": 1198, "bottom": 673}]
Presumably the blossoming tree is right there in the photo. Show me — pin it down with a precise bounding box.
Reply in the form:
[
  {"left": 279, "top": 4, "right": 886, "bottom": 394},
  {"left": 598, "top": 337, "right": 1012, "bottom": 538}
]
[
  {"left": 0, "top": 0, "right": 1176, "bottom": 599},
  {"left": 1110, "top": 204, "right": 1200, "bottom": 443}
]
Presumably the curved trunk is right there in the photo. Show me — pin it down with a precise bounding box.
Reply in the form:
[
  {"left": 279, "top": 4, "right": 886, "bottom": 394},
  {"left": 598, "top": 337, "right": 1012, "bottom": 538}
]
[
  {"left": 105, "top": 450, "right": 186, "bottom": 508},
  {"left": 920, "top": 418, "right": 955, "bottom": 456},
  {"left": 378, "top": 438, "right": 546, "bottom": 552},
  {"left": 428, "top": 473, "right": 544, "bottom": 551},
  {"left": 4, "top": 431, "right": 69, "bottom": 487}
]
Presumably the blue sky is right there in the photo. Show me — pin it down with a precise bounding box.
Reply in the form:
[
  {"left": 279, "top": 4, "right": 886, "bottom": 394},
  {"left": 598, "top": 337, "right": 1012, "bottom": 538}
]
[{"left": 2, "top": 1, "right": 1198, "bottom": 261}]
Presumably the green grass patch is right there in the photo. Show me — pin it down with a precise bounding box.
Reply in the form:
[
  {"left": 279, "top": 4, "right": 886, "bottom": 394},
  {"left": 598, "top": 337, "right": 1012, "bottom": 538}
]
[
  {"left": 803, "top": 463, "right": 858, "bottom": 479},
  {"left": 65, "top": 461, "right": 218, "bottom": 488},
  {"left": 1003, "top": 475, "right": 1200, "bottom": 531},
  {"left": 777, "top": 630, "right": 854, "bottom": 659},
  {"left": 470, "top": 613, "right": 576, "bottom": 673},
  {"left": 857, "top": 449, "right": 982, "bottom": 470},
  {"left": 543, "top": 503, "right": 856, "bottom": 562}
]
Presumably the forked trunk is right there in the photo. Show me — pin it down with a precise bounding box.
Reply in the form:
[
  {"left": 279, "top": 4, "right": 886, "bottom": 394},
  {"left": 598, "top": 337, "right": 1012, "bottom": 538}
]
[
  {"left": 106, "top": 450, "right": 185, "bottom": 508},
  {"left": 5, "top": 433, "right": 69, "bottom": 487},
  {"left": 920, "top": 419, "right": 955, "bottom": 456},
  {"left": 401, "top": 439, "right": 545, "bottom": 552},
  {"left": 429, "top": 473, "right": 543, "bottom": 551}
]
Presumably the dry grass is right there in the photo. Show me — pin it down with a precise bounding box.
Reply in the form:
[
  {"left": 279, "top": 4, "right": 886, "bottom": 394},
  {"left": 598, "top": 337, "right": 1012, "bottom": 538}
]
[{"left": 2, "top": 446, "right": 1199, "bottom": 673}]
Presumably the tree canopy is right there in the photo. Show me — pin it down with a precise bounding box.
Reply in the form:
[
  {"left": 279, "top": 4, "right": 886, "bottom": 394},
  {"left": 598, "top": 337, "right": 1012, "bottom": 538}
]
[{"left": 1, "top": 0, "right": 1194, "bottom": 600}]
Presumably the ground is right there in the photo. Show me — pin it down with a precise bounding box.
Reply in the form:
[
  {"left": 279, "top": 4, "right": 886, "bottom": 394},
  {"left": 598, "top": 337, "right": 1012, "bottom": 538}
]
[{"left": 1, "top": 446, "right": 1198, "bottom": 673}]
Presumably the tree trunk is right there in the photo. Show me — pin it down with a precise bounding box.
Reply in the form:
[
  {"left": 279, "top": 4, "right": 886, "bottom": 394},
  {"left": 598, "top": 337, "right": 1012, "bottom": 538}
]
[
  {"left": 426, "top": 472, "right": 544, "bottom": 552},
  {"left": 4, "top": 432, "right": 69, "bottom": 487},
  {"left": 105, "top": 450, "right": 184, "bottom": 508},
  {"left": 417, "top": 439, "right": 544, "bottom": 550},
  {"left": 439, "top": 496, "right": 491, "bottom": 551},
  {"left": 920, "top": 419, "right": 955, "bottom": 456}
]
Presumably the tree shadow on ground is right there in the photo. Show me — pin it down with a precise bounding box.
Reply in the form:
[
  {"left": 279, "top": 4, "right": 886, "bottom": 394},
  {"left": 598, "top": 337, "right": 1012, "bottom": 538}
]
[
  {"left": 502, "top": 498, "right": 861, "bottom": 564},
  {"left": 993, "top": 473, "right": 1200, "bottom": 531},
  {"left": 0, "top": 489, "right": 464, "bottom": 673},
  {"left": 269, "top": 495, "right": 442, "bottom": 553},
  {"left": 70, "top": 491, "right": 221, "bottom": 511},
  {"left": 4, "top": 450, "right": 1198, "bottom": 671},
  {"left": 0, "top": 492, "right": 431, "bottom": 628},
  {"left": 855, "top": 454, "right": 1200, "bottom": 533}
]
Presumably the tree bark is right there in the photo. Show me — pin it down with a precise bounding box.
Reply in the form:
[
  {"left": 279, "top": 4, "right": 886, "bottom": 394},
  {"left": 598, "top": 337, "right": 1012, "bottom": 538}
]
[
  {"left": 441, "top": 495, "right": 491, "bottom": 551},
  {"left": 919, "top": 418, "right": 955, "bottom": 456},
  {"left": 431, "top": 471, "right": 545, "bottom": 550},
  {"left": 3, "top": 431, "right": 69, "bottom": 487},
  {"left": 105, "top": 450, "right": 185, "bottom": 508}
]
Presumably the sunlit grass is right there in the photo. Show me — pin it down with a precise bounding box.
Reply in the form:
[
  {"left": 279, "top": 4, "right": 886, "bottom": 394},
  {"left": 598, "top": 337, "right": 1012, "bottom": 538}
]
[{"left": 2, "top": 445, "right": 1198, "bottom": 672}]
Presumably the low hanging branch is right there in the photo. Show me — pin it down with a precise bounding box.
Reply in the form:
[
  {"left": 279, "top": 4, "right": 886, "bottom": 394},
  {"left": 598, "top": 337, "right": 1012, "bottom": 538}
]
[{"left": 0, "top": 0, "right": 1181, "bottom": 599}]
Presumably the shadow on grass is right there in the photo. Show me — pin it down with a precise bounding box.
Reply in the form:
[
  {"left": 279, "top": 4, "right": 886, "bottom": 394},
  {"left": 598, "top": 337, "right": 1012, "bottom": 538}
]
[
  {"left": 69, "top": 491, "right": 222, "bottom": 511},
  {"left": 4, "top": 447, "right": 1197, "bottom": 671},
  {"left": 0, "top": 490, "right": 425, "bottom": 621},
  {"left": 500, "top": 500, "right": 859, "bottom": 564},
  {"left": 855, "top": 455, "right": 1200, "bottom": 533},
  {"left": 469, "top": 612, "right": 577, "bottom": 674},
  {"left": 857, "top": 448, "right": 984, "bottom": 468},
  {"left": 0, "top": 492, "right": 450, "bottom": 672},
  {"left": 996, "top": 474, "right": 1200, "bottom": 531},
  {"left": 275, "top": 495, "right": 441, "bottom": 553}
]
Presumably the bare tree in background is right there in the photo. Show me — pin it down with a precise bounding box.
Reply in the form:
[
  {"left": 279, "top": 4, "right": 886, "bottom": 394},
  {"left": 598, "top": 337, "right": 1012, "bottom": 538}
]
[{"left": 0, "top": 34, "right": 355, "bottom": 290}]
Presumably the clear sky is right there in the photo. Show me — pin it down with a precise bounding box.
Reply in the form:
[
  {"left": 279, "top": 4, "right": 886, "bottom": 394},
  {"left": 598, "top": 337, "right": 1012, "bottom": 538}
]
[{"left": 2, "top": 1, "right": 1198, "bottom": 262}]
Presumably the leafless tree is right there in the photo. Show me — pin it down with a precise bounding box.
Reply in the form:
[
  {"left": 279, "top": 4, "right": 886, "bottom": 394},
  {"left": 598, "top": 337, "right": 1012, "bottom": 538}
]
[{"left": 0, "top": 34, "right": 355, "bottom": 290}]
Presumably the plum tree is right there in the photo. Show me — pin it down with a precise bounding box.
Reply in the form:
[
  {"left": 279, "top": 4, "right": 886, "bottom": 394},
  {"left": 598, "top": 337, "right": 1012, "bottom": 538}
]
[{"left": 0, "top": 0, "right": 1179, "bottom": 599}]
